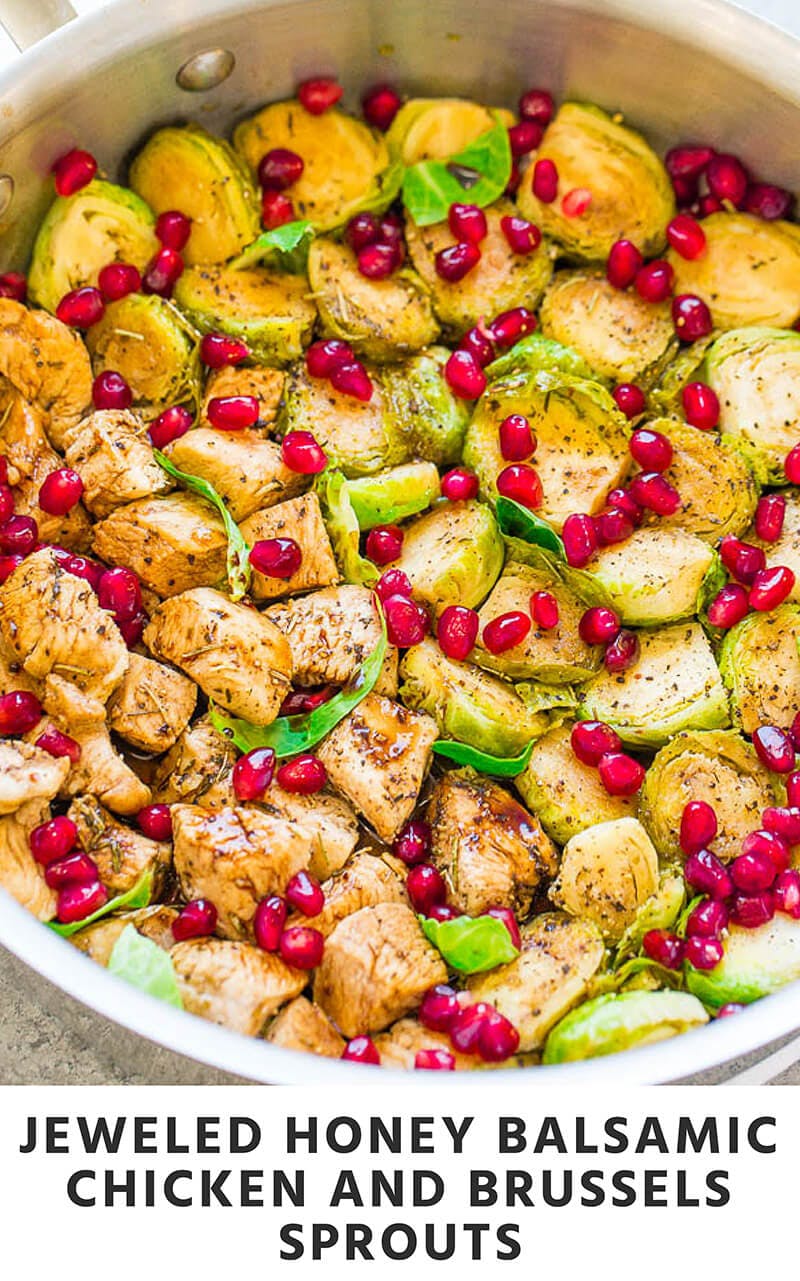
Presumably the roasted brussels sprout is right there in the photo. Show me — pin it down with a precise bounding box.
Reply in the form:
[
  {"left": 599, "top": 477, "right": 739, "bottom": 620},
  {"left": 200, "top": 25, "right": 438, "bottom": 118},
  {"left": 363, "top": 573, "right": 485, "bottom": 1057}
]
[
  {"left": 615, "top": 870, "right": 686, "bottom": 960},
  {"left": 719, "top": 604, "right": 800, "bottom": 733},
  {"left": 648, "top": 337, "right": 715, "bottom": 417},
  {"left": 486, "top": 331, "right": 602, "bottom": 384},
  {"left": 85, "top": 295, "right": 198, "bottom": 420},
  {"left": 308, "top": 236, "right": 438, "bottom": 363},
  {"left": 703, "top": 327, "right": 800, "bottom": 482},
  {"left": 640, "top": 729, "right": 780, "bottom": 862},
  {"left": 234, "top": 100, "right": 398, "bottom": 231},
  {"left": 751, "top": 490, "right": 800, "bottom": 598},
  {"left": 391, "top": 500, "right": 504, "bottom": 614},
  {"left": 579, "top": 622, "right": 729, "bottom": 748},
  {"left": 382, "top": 347, "right": 471, "bottom": 465},
  {"left": 129, "top": 124, "right": 260, "bottom": 265},
  {"left": 667, "top": 213, "right": 800, "bottom": 330},
  {"left": 515, "top": 722, "right": 638, "bottom": 843},
  {"left": 280, "top": 364, "right": 410, "bottom": 476},
  {"left": 539, "top": 269, "right": 676, "bottom": 385},
  {"left": 386, "top": 97, "right": 502, "bottom": 164},
  {"left": 551, "top": 816, "right": 660, "bottom": 942},
  {"left": 517, "top": 101, "right": 675, "bottom": 260},
  {"left": 345, "top": 462, "right": 440, "bottom": 528},
  {"left": 586, "top": 527, "right": 722, "bottom": 625},
  {"left": 542, "top": 990, "right": 709, "bottom": 1064},
  {"left": 28, "top": 179, "right": 158, "bottom": 313},
  {"left": 174, "top": 265, "right": 315, "bottom": 366},
  {"left": 685, "top": 913, "right": 800, "bottom": 1007},
  {"left": 463, "top": 369, "right": 631, "bottom": 528}
]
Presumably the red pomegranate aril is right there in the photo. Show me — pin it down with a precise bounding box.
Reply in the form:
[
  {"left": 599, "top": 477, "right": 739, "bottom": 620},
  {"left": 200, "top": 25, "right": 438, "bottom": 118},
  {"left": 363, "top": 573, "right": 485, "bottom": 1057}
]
[
  {"left": 0, "top": 690, "right": 42, "bottom": 735},
  {"left": 357, "top": 242, "right": 400, "bottom": 279},
  {"left": 449, "top": 1002, "right": 493, "bottom": 1054},
  {"left": 45, "top": 851, "right": 99, "bottom": 890},
  {"left": 484, "top": 905, "right": 521, "bottom": 951},
  {"left": 666, "top": 144, "right": 715, "bottom": 181},
  {"left": 155, "top": 209, "right": 191, "bottom": 251},
  {"left": 684, "top": 935, "right": 724, "bottom": 970},
  {"left": 0, "top": 514, "right": 37, "bottom": 556},
  {"left": 448, "top": 203, "right": 487, "bottom": 244},
  {"left": 628, "top": 471, "right": 681, "bottom": 516},
  {"left": 435, "top": 241, "right": 481, "bottom": 282},
  {"left": 630, "top": 428, "right": 673, "bottom": 472},
  {"left": 500, "top": 215, "right": 541, "bottom": 255},
  {"left": 285, "top": 870, "right": 325, "bottom": 917},
  {"left": 233, "top": 746, "right": 276, "bottom": 801},
  {"left": 98, "top": 262, "right": 141, "bottom": 301},
  {"left": 56, "top": 880, "right": 107, "bottom": 923},
  {"left": 98, "top": 567, "right": 141, "bottom": 621},
  {"left": 731, "top": 850, "right": 776, "bottom": 894},
  {"left": 532, "top": 157, "right": 558, "bottom": 202},
  {"left": 257, "top": 147, "right": 304, "bottom": 192},
  {"left": 482, "top": 610, "right": 531, "bottom": 655},
  {"left": 148, "top": 405, "right": 192, "bottom": 448},
  {"left": 0, "top": 271, "right": 27, "bottom": 301},
  {"left": 305, "top": 338, "right": 353, "bottom": 378},
  {"left": 376, "top": 567, "right": 412, "bottom": 601},
  {"left": 680, "top": 800, "right": 718, "bottom": 856},
  {"left": 437, "top": 604, "right": 479, "bottom": 660},
  {"left": 752, "top": 724, "right": 796, "bottom": 773},
  {"left": 384, "top": 594, "right": 428, "bottom": 647},
  {"left": 478, "top": 1009, "right": 520, "bottom": 1062},
  {"left": 698, "top": 194, "right": 724, "bottom": 218},
  {"left": 117, "top": 610, "right": 147, "bottom": 649},
  {"left": 612, "top": 383, "right": 646, "bottom": 419},
  {"left": 458, "top": 326, "right": 495, "bottom": 368},
  {"left": 420, "top": 984, "right": 460, "bottom": 1032},
  {"left": 707, "top": 583, "right": 749, "bottom": 630},
  {"left": 672, "top": 293, "right": 713, "bottom": 341},
  {"left": 686, "top": 897, "right": 729, "bottom": 939},
  {"left": 36, "top": 726, "right": 81, "bottom": 762},
  {"left": 52, "top": 147, "right": 97, "bottom": 196},
  {"left": 730, "top": 891, "right": 775, "bottom": 929},
  {"left": 642, "top": 929, "right": 685, "bottom": 970},
  {"left": 137, "top": 804, "right": 173, "bottom": 841},
  {"left": 38, "top": 468, "right": 84, "bottom": 516},
  {"left": 562, "top": 512, "right": 598, "bottom": 567},
  {"left": 673, "top": 174, "right": 699, "bottom": 206},
  {"left": 142, "top": 247, "right": 183, "bottom": 297},
  {"left": 200, "top": 333, "right": 249, "bottom": 368},
  {"left": 706, "top": 153, "right": 748, "bottom": 207},
  {"left": 279, "top": 685, "right": 335, "bottom": 716},
  {"left": 607, "top": 488, "right": 644, "bottom": 527},
  {"left": 790, "top": 712, "right": 800, "bottom": 753},
  {"left": 253, "top": 895, "right": 287, "bottom": 951},
  {"left": 596, "top": 508, "right": 634, "bottom": 547},
  {"left": 762, "top": 805, "right": 800, "bottom": 846},
  {"left": 92, "top": 369, "right": 132, "bottom": 411},
  {"left": 519, "top": 87, "right": 554, "bottom": 124},
  {"left": 579, "top": 606, "right": 620, "bottom": 645},
  {"left": 606, "top": 239, "right": 643, "bottom": 290},
  {"left": 744, "top": 181, "right": 794, "bottom": 221},
  {"left": 281, "top": 429, "right": 327, "bottom": 475},
  {"left": 508, "top": 119, "right": 543, "bottom": 156},
  {"left": 365, "top": 524, "right": 403, "bottom": 566},
  {"left": 330, "top": 361, "right": 373, "bottom": 402},
  {"left": 774, "top": 869, "right": 800, "bottom": 918},
  {"left": 496, "top": 463, "right": 542, "bottom": 510},
  {"left": 276, "top": 755, "right": 327, "bottom": 797},
  {"left": 742, "top": 828, "right": 790, "bottom": 875},
  {"left": 570, "top": 720, "right": 621, "bottom": 766},
  {"left": 392, "top": 819, "right": 432, "bottom": 866},
  {"left": 30, "top": 816, "right": 78, "bottom": 866},
  {"left": 787, "top": 772, "right": 800, "bottom": 808},
  {"left": 56, "top": 286, "right": 104, "bottom": 328},
  {"left": 684, "top": 849, "right": 733, "bottom": 900},
  {"left": 785, "top": 444, "right": 800, "bottom": 484},
  {"left": 362, "top": 83, "right": 402, "bottom": 131},
  {"left": 62, "top": 553, "right": 104, "bottom": 590},
  {"left": 490, "top": 306, "right": 536, "bottom": 348},
  {"left": 755, "top": 493, "right": 785, "bottom": 544},
  {"left": 598, "top": 751, "right": 645, "bottom": 796},
  {"left": 171, "top": 899, "right": 217, "bottom": 941},
  {"left": 531, "top": 590, "right": 559, "bottom": 631},
  {"left": 749, "top": 565, "right": 795, "bottom": 612},
  {"left": 666, "top": 213, "right": 706, "bottom": 260},
  {"left": 605, "top": 628, "right": 640, "bottom": 673},
  {"left": 717, "top": 1003, "right": 746, "bottom": 1017},
  {"left": 441, "top": 466, "right": 479, "bottom": 501},
  {"left": 406, "top": 863, "right": 447, "bottom": 914},
  {"left": 0, "top": 485, "right": 12, "bottom": 526},
  {"left": 279, "top": 924, "right": 325, "bottom": 969},
  {"left": 344, "top": 213, "right": 380, "bottom": 253},
  {"left": 415, "top": 1048, "right": 456, "bottom": 1070},
  {"left": 635, "top": 259, "right": 674, "bottom": 303},
  {"left": 445, "top": 350, "right": 486, "bottom": 399},
  {"left": 342, "top": 1036, "right": 380, "bottom": 1065},
  {"left": 721, "top": 536, "right": 765, "bottom": 585},
  {"left": 206, "top": 394, "right": 260, "bottom": 431},
  {"left": 561, "top": 186, "right": 592, "bottom": 218},
  {"left": 250, "top": 537, "right": 303, "bottom": 579},
  {"left": 297, "top": 76, "right": 342, "bottom": 115},
  {"left": 261, "top": 189, "right": 295, "bottom": 228},
  {"left": 499, "top": 413, "right": 536, "bottom": 462}
]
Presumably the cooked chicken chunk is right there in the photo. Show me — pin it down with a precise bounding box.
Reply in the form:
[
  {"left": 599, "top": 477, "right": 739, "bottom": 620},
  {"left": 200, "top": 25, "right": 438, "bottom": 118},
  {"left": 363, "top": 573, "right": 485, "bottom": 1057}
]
[
  {"left": 314, "top": 903, "right": 448, "bottom": 1037},
  {"left": 150, "top": 714, "right": 236, "bottom": 804},
  {"left": 0, "top": 799, "right": 57, "bottom": 920},
  {"left": 172, "top": 803, "right": 312, "bottom": 938},
  {"left": 165, "top": 428, "right": 304, "bottom": 522},
  {"left": 0, "top": 548, "right": 128, "bottom": 703},
  {"left": 265, "top": 583, "right": 398, "bottom": 694},
  {"left": 427, "top": 770, "right": 558, "bottom": 918},
  {"left": 0, "top": 643, "right": 40, "bottom": 697},
  {"left": 68, "top": 794, "right": 172, "bottom": 896},
  {"left": 317, "top": 694, "right": 437, "bottom": 841},
  {"left": 92, "top": 493, "right": 228, "bottom": 597},
  {"left": 241, "top": 494, "right": 340, "bottom": 601},
  {"left": 0, "top": 299, "right": 92, "bottom": 446},
  {"left": 0, "top": 388, "right": 92, "bottom": 549},
  {"left": 286, "top": 851, "right": 409, "bottom": 937},
  {"left": 171, "top": 938, "right": 306, "bottom": 1035},
  {"left": 201, "top": 365, "right": 285, "bottom": 432},
  {"left": 373, "top": 1018, "right": 475, "bottom": 1071},
  {"left": 551, "top": 817, "right": 660, "bottom": 942},
  {"left": 0, "top": 740, "right": 69, "bottom": 813},
  {"left": 143, "top": 587, "right": 292, "bottom": 725},
  {"left": 107, "top": 652, "right": 197, "bottom": 752},
  {"left": 264, "top": 996, "right": 345, "bottom": 1058},
  {"left": 467, "top": 914, "right": 606, "bottom": 1052},
  {"left": 63, "top": 408, "right": 173, "bottom": 517},
  {"left": 71, "top": 905, "right": 180, "bottom": 966}
]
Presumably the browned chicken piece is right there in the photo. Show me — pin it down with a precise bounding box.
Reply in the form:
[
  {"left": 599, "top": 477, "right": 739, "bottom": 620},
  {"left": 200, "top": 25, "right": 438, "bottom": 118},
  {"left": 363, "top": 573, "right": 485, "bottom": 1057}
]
[
  {"left": 171, "top": 803, "right": 312, "bottom": 939},
  {"left": 241, "top": 493, "right": 340, "bottom": 601},
  {"left": 171, "top": 938, "right": 306, "bottom": 1035},
  {"left": 143, "top": 587, "right": 292, "bottom": 724},
  {"left": 165, "top": 428, "right": 305, "bottom": 522},
  {"left": 373, "top": 1018, "right": 476, "bottom": 1071},
  {"left": 0, "top": 388, "right": 92, "bottom": 550},
  {"left": 107, "top": 652, "right": 197, "bottom": 753},
  {"left": 0, "top": 548, "right": 128, "bottom": 704},
  {"left": 313, "top": 903, "right": 448, "bottom": 1037},
  {"left": 67, "top": 794, "right": 172, "bottom": 896},
  {"left": 466, "top": 914, "right": 606, "bottom": 1052},
  {"left": 0, "top": 799, "right": 57, "bottom": 920},
  {"left": 285, "top": 851, "right": 409, "bottom": 938},
  {"left": 150, "top": 714, "right": 236, "bottom": 804},
  {"left": 317, "top": 693, "right": 437, "bottom": 841},
  {"left": 265, "top": 583, "right": 398, "bottom": 694},
  {"left": 427, "top": 770, "right": 559, "bottom": 918},
  {"left": 0, "top": 740, "right": 70, "bottom": 814},
  {"left": 92, "top": 492, "right": 228, "bottom": 597},
  {"left": 70, "top": 905, "right": 180, "bottom": 966},
  {"left": 63, "top": 408, "right": 173, "bottom": 517},
  {"left": 0, "top": 641, "right": 41, "bottom": 698},
  {"left": 201, "top": 365, "right": 285, "bottom": 432},
  {"left": 0, "top": 299, "right": 92, "bottom": 446},
  {"left": 264, "top": 996, "right": 345, "bottom": 1058}
]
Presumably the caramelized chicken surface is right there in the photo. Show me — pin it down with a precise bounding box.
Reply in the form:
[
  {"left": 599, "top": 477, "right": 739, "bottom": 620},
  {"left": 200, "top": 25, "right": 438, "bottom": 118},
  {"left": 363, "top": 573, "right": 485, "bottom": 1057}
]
[
  {"left": 171, "top": 938, "right": 306, "bottom": 1035},
  {"left": 92, "top": 493, "right": 229, "bottom": 597},
  {"left": 0, "top": 298, "right": 92, "bottom": 445},
  {"left": 64, "top": 408, "right": 173, "bottom": 517}
]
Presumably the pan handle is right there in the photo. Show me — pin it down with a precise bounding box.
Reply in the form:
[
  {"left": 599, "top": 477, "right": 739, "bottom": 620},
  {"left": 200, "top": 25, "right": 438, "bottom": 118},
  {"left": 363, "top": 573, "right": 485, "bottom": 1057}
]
[{"left": 0, "top": 0, "right": 77, "bottom": 51}]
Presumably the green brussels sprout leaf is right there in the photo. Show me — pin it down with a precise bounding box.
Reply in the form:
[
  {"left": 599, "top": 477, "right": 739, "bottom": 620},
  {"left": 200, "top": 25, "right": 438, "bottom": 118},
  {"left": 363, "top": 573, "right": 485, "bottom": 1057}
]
[
  {"left": 402, "top": 114, "right": 512, "bottom": 226},
  {"left": 154, "top": 450, "right": 251, "bottom": 600},
  {"left": 346, "top": 462, "right": 441, "bottom": 529},
  {"left": 431, "top": 738, "right": 534, "bottom": 776},
  {"left": 229, "top": 219, "right": 315, "bottom": 272},
  {"left": 495, "top": 496, "right": 565, "bottom": 557},
  {"left": 420, "top": 913, "right": 519, "bottom": 973},
  {"left": 48, "top": 869, "right": 154, "bottom": 938},
  {"left": 316, "top": 468, "right": 379, "bottom": 586},
  {"left": 108, "top": 925, "right": 183, "bottom": 1008},
  {"left": 487, "top": 332, "right": 602, "bottom": 384}
]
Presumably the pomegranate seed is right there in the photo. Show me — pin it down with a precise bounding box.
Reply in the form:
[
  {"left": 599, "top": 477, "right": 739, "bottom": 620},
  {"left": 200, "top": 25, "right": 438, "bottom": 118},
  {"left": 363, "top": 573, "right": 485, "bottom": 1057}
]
[
  {"left": 571, "top": 720, "right": 622, "bottom": 766},
  {"left": 365, "top": 524, "right": 403, "bottom": 565},
  {"left": 717, "top": 1003, "right": 746, "bottom": 1017},
  {"left": 686, "top": 897, "right": 729, "bottom": 939},
  {"left": 672, "top": 174, "right": 699, "bottom": 206},
  {"left": 420, "top": 984, "right": 460, "bottom": 1032},
  {"left": 752, "top": 724, "right": 795, "bottom": 773},
  {"left": 730, "top": 891, "right": 775, "bottom": 929},
  {"left": 444, "top": 350, "right": 486, "bottom": 399},
  {"left": 562, "top": 512, "right": 598, "bottom": 567},
  {"left": 233, "top": 747, "right": 276, "bottom": 800},
  {"left": 56, "top": 880, "right": 107, "bottom": 924},
  {"left": 490, "top": 306, "right": 537, "bottom": 348},
  {"left": 0, "top": 485, "right": 12, "bottom": 525},
  {"left": 38, "top": 469, "right": 83, "bottom": 516},
  {"left": 762, "top": 805, "right": 800, "bottom": 845},
  {"left": 596, "top": 508, "right": 635, "bottom": 546},
  {"left": 606, "top": 239, "right": 643, "bottom": 289},
  {"left": 30, "top": 816, "right": 78, "bottom": 866},
  {"left": 499, "top": 414, "right": 536, "bottom": 462},
  {"left": 0, "top": 272, "right": 27, "bottom": 301},
  {"left": 774, "top": 869, "right": 800, "bottom": 918},
  {"left": 785, "top": 444, "right": 800, "bottom": 484},
  {"left": 0, "top": 515, "right": 37, "bottom": 556},
  {"left": 52, "top": 148, "right": 97, "bottom": 196},
  {"left": 206, "top": 395, "right": 259, "bottom": 431},
  {"left": 519, "top": 87, "right": 554, "bottom": 124},
  {"left": 279, "top": 925, "right": 325, "bottom": 969},
  {"left": 148, "top": 405, "right": 192, "bottom": 448},
  {"left": 500, "top": 215, "right": 541, "bottom": 255},
  {"left": 680, "top": 800, "right": 718, "bottom": 856},
  {"left": 92, "top": 369, "right": 132, "bottom": 411},
  {"left": 742, "top": 828, "right": 790, "bottom": 876},
  {"left": 579, "top": 605, "right": 620, "bottom": 645},
  {"left": 680, "top": 381, "right": 719, "bottom": 432},
  {"left": 375, "top": 568, "right": 412, "bottom": 601},
  {"left": 379, "top": 213, "right": 403, "bottom": 246},
  {"left": 605, "top": 628, "right": 640, "bottom": 673},
  {"left": 136, "top": 804, "right": 173, "bottom": 841},
  {"left": 496, "top": 463, "right": 542, "bottom": 509},
  {"left": 482, "top": 610, "right": 531, "bottom": 655},
  {"left": 508, "top": 119, "right": 543, "bottom": 156},
  {"left": 56, "top": 286, "right": 104, "bottom": 328},
  {"left": 532, "top": 158, "right": 558, "bottom": 202},
  {"left": 449, "top": 1002, "right": 494, "bottom": 1054},
  {"left": 684, "top": 935, "right": 724, "bottom": 970},
  {"left": 635, "top": 260, "right": 674, "bottom": 303},
  {"left": 441, "top": 467, "right": 479, "bottom": 501},
  {"left": 276, "top": 754, "right": 327, "bottom": 794},
  {"left": 142, "top": 247, "right": 183, "bottom": 297},
  {"left": 342, "top": 1036, "right": 380, "bottom": 1064},
  {"left": 306, "top": 338, "right": 353, "bottom": 379},
  {"left": 707, "top": 583, "right": 749, "bottom": 629},
  {"left": 628, "top": 471, "right": 681, "bottom": 516},
  {"left": 98, "top": 567, "right": 142, "bottom": 621},
  {"left": 790, "top": 714, "right": 800, "bottom": 752},
  {"left": 435, "top": 241, "right": 481, "bottom": 282},
  {"left": 249, "top": 537, "right": 303, "bottom": 579},
  {"left": 630, "top": 428, "right": 673, "bottom": 472},
  {"left": 666, "top": 213, "right": 706, "bottom": 259},
  {"left": 706, "top": 153, "right": 748, "bottom": 207},
  {"left": 437, "top": 605, "right": 479, "bottom": 660},
  {"left": 684, "top": 849, "right": 733, "bottom": 900},
  {"left": 672, "top": 293, "right": 713, "bottom": 341},
  {"left": 458, "top": 326, "right": 495, "bottom": 368},
  {"left": 448, "top": 203, "right": 487, "bottom": 244},
  {"left": 257, "top": 147, "right": 304, "bottom": 192},
  {"left": 478, "top": 1009, "right": 520, "bottom": 1062},
  {"left": 279, "top": 686, "right": 335, "bottom": 716},
  {"left": 297, "top": 76, "right": 342, "bottom": 115},
  {"left": 642, "top": 929, "right": 685, "bottom": 969},
  {"left": 406, "top": 863, "right": 446, "bottom": 913},
  {"left": 61, "top": 554, "right": 104, "bottom": 590},
  {"left": 531, "top": 590, "right": 559, "bottom": 630},
  {"left": 561, "top": 186, "right": 592, "bottom": 218},
  {"left": 344, "top": 213, "right": 380, "bottom": 252},
  {"left": 749, "top": 565, "right": 795, "bottom": 612},
  {"left": 787, "top": 772, "right": 800, "bottom": 807},
  {"left": 155, "top": 210, "right": 191, "bottom": 251},
  {"left": 598, "top": 751, "right": 645, "bottom": 796},
  {"left": 384, "top": 594, "right": 428, "bottom": 647},
  {"left": 755, "top": 493, "right": 785, "bottom": 544},
  {"left": 172, "top": 899, "right": 217, "bottom": 941},
  {"left": 358, "top": 242, "right": 400, "bottom": 279},
  {"left": 484, "top": 904, "right": 521, "bottom": 950},
  {"left": 330, "top": 361, "right": 373, "bottom": 402},
  {"left": 719, "top": 536, "right": 765, "bottom": 585},
  {"left": 731, "top": 849, "right": 776, "bottom": 893},
  {"left": 261, "top": 190, "right": 295, "bottom": 228},
  {"left": 98, "top": 262, "right": 141, "bottom": 301},
  {"left": 253, "top": 895, "right": 287, "bottom": 951},
  {"left": 35, "top": 726, "right": 81, "bottom": 762},
  {"left": 281, "top": 429, "right": 327, "bottom": 474},
  {"left": 392, "top": 819, "right": 432, "bottom": 866},
  {"left": 117, "top": 611, "right": 148, "bottom": 649},
  {"left": 361, "top": 83, "right": 402, "bottom": 131},
  {"left": 698, "top": 194, "right": 724, "bottom": 217},
  {"left": 200, "top": 333, "right": 249, "bottom": 368},
  {"left": 612, "top": 383, "right": 647, "bottom": 418},
  {"left": 0, "top": 690, "right": 42, "bottom": 734},
  {"left": 415, "top": 1048, "right": 456, "bottom": 1070},
  {"left": 744, "top": 182, "right": 794, "bottom": 221},
  {"left": 666, "top": 145, "right": 715, "bottom": 181},
  {"left": 45, "top": 851, "right": 99, "bottom": 890},
  {"left": 285, "top": 870, "right": 325, "bottom": 917}
]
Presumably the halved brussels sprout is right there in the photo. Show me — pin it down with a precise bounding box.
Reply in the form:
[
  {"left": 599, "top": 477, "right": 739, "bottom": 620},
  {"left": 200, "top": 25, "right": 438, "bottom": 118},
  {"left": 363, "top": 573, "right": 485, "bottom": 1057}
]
[
  {"left": 639, "top": 729, "right": 780, "bottom": 862},
  {"left": 391, "top": 500, "right": 504, "bottom": 614},
  {"left": 129, "top": 124, "right": 260, "bottom": 265},
  {"left": 345, "top": 462, "right": 440, "bottom": 529},
  {"left": 615, "top": 870, "right": 686, "bottom": 960},
  {"left": 405, "top": 198, "right": 553, "bottom": 334},
  {"left": 399, "top": 636, "right": 572, "bottom": 756},
  {"left": 234, "top": 100, "right": 396, "bottom": 231},
  {"left": 667, "top": 213, "right": 800, "bottom": 330},
  {"left": 280, "top": 364, "right": 410, "bottom": 476},
  {"left": 542, "top": 990, "right": 708, "bottom": 1064},
  {"left": 308, "top": 236, "right": 439, "bottom": 363},
  {"left": 719, "top": 604, "right": 800, "bottom": 733},
  {"left": 382, "top": 347, "right": 471, "bottom": 465},
  {"left": 585, "top": 527, "right": 722, "bottom": 625},
  {"left": 539, "top": 269, "right": 676, "bottom": 385},
  {"left": 173, "top": 265, "right": 315, "bottom": 366},
  {"left": 517, "top": 101, "right": 675, "bottom": 260},
  {"left": 751, "top": 490, "right": 800, "bottom": 599},
  {"left": 551, "top": 816, "right": 660, "bottom": 943},
  {"left": 579, "top": 622, "right": 729, "bottom": 748},
  {"left": 515, "top": 722, "right": 638, "bottom": 843},
  {"left": 386, "top": 98, "right": 503, "bottom": 164},
  {"left": 486, "top": 331, "right": 603, "bottom": 385},
  {"left": 28, "top": 179, "right": 158, "bottom": 313},
  {"left": 648, "top": 337, "right": 716, "bottom": 417},
  {"left": 703, "top": 327, "right": 800, "bottom": 482},
  {"left": 685, "top": 913, "right": 800, "bottom": 1007},
  {"left": 85, "top": 295, "right": 198, "bottom": 420},
  {"left": 463, "top": 369, "right": 631, "bottom": 529}
]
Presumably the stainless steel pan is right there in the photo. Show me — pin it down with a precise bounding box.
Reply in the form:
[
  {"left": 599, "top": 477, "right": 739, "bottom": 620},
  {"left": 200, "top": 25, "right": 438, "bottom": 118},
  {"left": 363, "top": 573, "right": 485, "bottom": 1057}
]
[{"left": 1, "top": 0, "right": 799, "bottom": 1084}]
